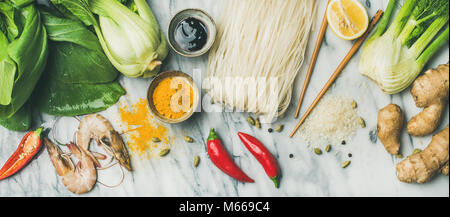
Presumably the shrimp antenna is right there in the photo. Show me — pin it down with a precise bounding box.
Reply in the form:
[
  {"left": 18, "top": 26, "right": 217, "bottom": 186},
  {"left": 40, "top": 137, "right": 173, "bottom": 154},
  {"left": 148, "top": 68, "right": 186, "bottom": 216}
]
[
  {"left": 96, "top": 144, "right": 126, "bottom": 188},
  {"left": 52, "top": 117, "right": 67, "bottom": 146},
  {"left": 52, "top": 116, "right": 82, "bottom": 146},
  {"left": 97, "top": 162, "right": 125, "bottom": 188}
]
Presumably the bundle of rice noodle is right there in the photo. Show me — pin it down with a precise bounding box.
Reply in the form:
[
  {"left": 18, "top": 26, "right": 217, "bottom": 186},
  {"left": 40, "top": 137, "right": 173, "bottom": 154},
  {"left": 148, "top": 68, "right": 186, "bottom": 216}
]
[{"left": 206, "top": 0, "right": 317, "bottom": 122}]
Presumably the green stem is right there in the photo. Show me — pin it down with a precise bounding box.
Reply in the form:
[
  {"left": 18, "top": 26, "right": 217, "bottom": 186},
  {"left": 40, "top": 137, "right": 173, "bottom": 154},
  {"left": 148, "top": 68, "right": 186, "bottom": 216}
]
[
  {"left": 34, "top": 127, "right": 43, "bottom": 137},
  {"left": 389, "top": 0, "right": 418, "bottom": 37},
  {"left": 373, "top": 0, "right": 398, "bottom": 38},
  {"left": 399, "top": 4, "right": 448, "bottom": 46},
  {"left": 365, "top": 0, "right": 397, "bottom": 47},
  {"left": 417, "top": 26, "right": 449, "bottom": 67},
  {"left": 417, "top": 12, "right": 441, "bottom": 26},
  {"left": 411, "top": 15, "right": 449, "bottom": 59},
  {"left": 398, "top": 19, "right": 418, "bottom": 45},
  {"left": 271, "top": 176, "right": 280, "bottom": 189},
  {"left": 207, "top": 128, "right": 218, "bottom": 141},
  {"left": 134, "top": 0, "right": 158, "bottom": 27}
]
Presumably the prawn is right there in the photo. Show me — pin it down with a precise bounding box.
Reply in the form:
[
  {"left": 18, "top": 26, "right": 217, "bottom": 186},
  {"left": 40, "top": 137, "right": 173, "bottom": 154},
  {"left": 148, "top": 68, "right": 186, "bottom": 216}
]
[
  {"left": 77, "top": 114, "right": 132, "bottom": 171},
  {"left": 44, "top": 138, "right": 97, "bottom": 194}
]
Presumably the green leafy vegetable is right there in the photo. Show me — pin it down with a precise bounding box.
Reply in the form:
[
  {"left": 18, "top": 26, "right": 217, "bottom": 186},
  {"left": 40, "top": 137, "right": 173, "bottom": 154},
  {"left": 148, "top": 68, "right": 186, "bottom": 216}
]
[
  {"left": 50, "top": 0, "right": 95, "bottom": 27},
  {"left": 0, "top": 102, "right": 31, "bottom": 131},
  {"left": 9, "top": 0, "right": 35, "bottom": 7},
  {"left": 41, "top": 11, "right": 118, "bottom": 84},
  {"left": 0, "top": 28, "right": 16, "bottom": 106},
  {"left": 36, "top": 76, "right": 125, "bottom": 116},
  {"left": 36, "top": 8, "right": 125, "bottom": 116},
  {"left": 0, "top": 1, "right": 48, "bottom": 119},
  {"left": 359, "top": 0, "right": 449, "bottom": 94},
  {"left": 50, "top": 0, "right": 168, "bottom": 78},
  {"left": 1, "top": 2, "right": 126, "bottom": 131}
]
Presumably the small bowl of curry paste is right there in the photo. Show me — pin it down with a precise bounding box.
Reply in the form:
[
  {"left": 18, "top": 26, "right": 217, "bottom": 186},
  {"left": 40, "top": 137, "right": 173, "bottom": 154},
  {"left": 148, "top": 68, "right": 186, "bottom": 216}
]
[
  {"left": 148, "top": 71, "right": 199, "bottom": 124},
  {"left": 168, "top": 8, "right": 216, "bottom": 57}
]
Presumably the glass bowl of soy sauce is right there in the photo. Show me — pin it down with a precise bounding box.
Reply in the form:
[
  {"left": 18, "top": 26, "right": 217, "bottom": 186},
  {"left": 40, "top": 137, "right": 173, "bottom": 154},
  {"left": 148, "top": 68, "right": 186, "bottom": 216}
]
[{"left": 168, "top": 8, "right": 216, "bottom": 57}]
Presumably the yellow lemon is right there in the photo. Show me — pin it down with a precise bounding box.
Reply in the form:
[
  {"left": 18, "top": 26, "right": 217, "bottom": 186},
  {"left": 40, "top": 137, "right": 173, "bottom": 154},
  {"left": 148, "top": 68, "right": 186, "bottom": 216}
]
[{"left": 327, "top": 0, "right": 369, "bottom": 40}]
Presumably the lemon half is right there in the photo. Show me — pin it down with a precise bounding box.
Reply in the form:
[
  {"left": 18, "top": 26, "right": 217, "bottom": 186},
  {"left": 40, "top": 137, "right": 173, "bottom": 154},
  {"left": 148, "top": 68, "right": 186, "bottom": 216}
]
[{"left": 327, "top": 0, "right": 369, "bottom": 40}]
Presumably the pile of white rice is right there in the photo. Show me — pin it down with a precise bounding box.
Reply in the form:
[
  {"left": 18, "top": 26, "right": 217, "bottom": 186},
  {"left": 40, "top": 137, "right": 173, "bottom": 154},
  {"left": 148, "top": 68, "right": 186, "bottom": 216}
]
[{"left": 297, "top": 95, "right": 360, "bottom": 146}]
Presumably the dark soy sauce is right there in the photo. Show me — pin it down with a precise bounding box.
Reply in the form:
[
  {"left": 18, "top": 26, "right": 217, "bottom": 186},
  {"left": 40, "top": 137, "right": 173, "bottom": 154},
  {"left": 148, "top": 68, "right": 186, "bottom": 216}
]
[{"left": 175, "top": 17, "right": 208, "bottom": 52}]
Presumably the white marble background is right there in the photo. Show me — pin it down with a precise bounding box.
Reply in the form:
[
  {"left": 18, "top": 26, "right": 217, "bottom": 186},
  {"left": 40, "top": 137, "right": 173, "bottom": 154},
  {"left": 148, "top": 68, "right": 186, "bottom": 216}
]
[{"left": 0, "top": 0, "right": 448, "bottom": 197}]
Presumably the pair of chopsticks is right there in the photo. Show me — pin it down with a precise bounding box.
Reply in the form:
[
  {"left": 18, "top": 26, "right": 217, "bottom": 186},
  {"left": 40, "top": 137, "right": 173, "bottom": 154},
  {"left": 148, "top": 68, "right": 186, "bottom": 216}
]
[
  {"left": 294, "top": 0, "right": 331, "bottom": 119},
  {"left": 290, "top": 9, "right": 384, "bottom": 138}
]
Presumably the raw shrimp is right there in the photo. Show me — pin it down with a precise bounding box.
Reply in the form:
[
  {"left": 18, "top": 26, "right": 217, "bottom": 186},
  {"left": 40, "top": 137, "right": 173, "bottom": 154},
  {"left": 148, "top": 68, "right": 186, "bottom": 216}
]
[
  {"left": 77, "top": 114, "right": 132, "bottom": 171},
  {"left": 44, "top": 138, "right": 97, "bottom": 194}
]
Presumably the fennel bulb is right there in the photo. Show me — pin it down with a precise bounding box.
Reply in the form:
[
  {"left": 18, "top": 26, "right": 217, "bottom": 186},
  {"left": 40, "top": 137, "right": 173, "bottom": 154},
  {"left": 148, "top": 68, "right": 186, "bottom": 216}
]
[
  {"left": 90, "top": 0, "right": 168, "bottom": 78},
  {"left": 359, "top": 0, "right": 449, "bottom": 94}
]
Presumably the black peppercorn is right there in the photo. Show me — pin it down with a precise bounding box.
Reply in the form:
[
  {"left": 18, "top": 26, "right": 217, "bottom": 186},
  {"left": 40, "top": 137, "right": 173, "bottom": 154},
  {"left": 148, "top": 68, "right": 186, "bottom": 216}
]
[
  {"left": 289, "top": 154, "right": 294, "bottom": 159},
  {"left": 341, "top": 140, "right": 346, "bottom": 145},
  {"left": 268, "top": 128, "right": 273, "bottom": 133}
]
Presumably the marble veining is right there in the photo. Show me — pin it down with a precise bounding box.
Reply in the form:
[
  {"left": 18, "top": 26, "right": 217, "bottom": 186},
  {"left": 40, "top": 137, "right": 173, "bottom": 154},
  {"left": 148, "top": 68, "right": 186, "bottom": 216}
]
[{"left": 0, "top": 0, "right": 449, "bottom": 197}]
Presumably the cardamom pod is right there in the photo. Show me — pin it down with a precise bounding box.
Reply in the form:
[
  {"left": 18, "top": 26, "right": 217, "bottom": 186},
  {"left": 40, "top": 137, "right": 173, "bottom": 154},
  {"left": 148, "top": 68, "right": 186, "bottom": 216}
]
[
  {"left": 359, "top": 117, "right": 366, "bottom": 128},
  {"left": 184, "top": 136, "right": 194, "bottom": 143},
  {"left": 342, "top": 160, "right": 351, "bottom": 168},
  {"left": 247, "top": 116, "right": 255, "bottom": 126},
  {"left": 412, "top": 149, "right": 422, "bottom": 155},
  {"left": 159, "top": 148, "right": 170, "bottom": 157},
  {"left": 152, "top": 137, "right": 161, "bottom": 143},
  {"left": 352, "top": 101, "right": 358, "bottom": 109},
  {"left": 325, "top": 145, "right": 332, "bottom": 153},
  {"left": 193, "top": 156, "right": 200, "bottom": 167},
  {"left": 275, "top": 125, "right": 284, "bottom": 132},
  {"left": 314, "top": 148, "right": 323, "bottom": 155},
  {"left": 255, "top": 118, "right": 261, "bottom": 129}
]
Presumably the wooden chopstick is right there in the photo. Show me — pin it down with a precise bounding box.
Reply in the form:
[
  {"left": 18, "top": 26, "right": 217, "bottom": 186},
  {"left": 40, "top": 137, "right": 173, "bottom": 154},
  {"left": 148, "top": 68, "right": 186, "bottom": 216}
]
[
  {"left": 294, "top": 0, "right": 331, "bottom": 119},
  {"left": 289, "top": 10, "right": 384, "bottom": 138}
]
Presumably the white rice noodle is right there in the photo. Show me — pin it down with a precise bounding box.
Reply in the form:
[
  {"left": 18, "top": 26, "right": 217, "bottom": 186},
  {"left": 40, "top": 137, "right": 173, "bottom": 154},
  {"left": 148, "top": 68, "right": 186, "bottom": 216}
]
[{"left": 206, "top": 0, "right": 317, "bottom": 122}]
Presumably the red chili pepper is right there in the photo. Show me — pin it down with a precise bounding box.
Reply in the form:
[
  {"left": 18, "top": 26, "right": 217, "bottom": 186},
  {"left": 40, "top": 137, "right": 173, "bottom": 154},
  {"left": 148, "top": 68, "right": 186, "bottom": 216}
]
[
  {"left": 207, "top": 129, "right": 254, "bottom": 183},
  {"left": 238, "top": 132, "right": 281, "bottom": 188},
  {"left": 0, "top": 128, "right": 43, "bottom": 180}
]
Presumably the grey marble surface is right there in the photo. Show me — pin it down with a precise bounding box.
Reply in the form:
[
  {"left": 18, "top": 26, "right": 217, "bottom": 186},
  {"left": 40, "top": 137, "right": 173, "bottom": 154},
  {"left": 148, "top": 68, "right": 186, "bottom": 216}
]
[{"left": 0, "top": 0, "right": 449, "bottom": 197}]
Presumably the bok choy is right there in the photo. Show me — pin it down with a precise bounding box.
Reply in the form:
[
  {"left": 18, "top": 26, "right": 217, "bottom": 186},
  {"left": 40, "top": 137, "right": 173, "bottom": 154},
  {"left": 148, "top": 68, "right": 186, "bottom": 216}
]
[
  {"left": 0, "top": 103, "right": 31, "bottom": 131},
  {"left": 50, "top": 0, "right": 168, "bottom": 78},
  {"left": 36, "top": 8, "right": 125, "bottom": 117},
  {"left": 359, "top": 0, "right": 449, "bottom": 94},
  {"left": 0, "top": 0, "right": 48, "bottom": 130}
]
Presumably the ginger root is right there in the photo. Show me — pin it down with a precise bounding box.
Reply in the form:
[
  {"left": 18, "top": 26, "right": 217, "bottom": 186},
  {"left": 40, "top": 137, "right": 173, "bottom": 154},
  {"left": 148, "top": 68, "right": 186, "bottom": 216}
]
[
  {"left": 377, "top": 104, "right": 404, "bottom": 155},
  {"left": 407, "top": 63, "right": 449, "bottom": 137},
  {"left": 396, "top": 125, "right": 449, "bottom": 184},
  {"left": 441, "top": 162, "right": 449, "bottom": 176}
]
